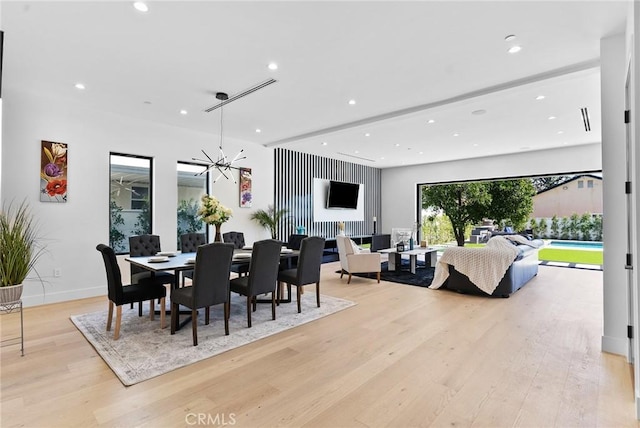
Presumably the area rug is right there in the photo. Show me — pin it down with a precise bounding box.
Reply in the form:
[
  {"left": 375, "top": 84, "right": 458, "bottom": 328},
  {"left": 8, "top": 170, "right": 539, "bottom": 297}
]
[
  {"left": 346, "top": 260, "right": 435, "bottom": 287},
  {"left": 70, "top": 293, "right": 355, "bottom": 386}
]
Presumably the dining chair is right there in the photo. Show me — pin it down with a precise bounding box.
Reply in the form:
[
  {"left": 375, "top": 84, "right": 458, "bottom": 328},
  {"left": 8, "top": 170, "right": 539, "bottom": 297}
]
[
  {"left": 179, "top": 232, "right": 206, "bottom": 287},
  {"left": 223, "top": 231, "right": 250, "bottom": 277},
  {"left": 230, "top": 239, "right": 282, "bottom": 328},
  {"left": 170, "top": 242, "right": 235, "bottom": 346},
  {"left": 277, "top": 236, "right": 325, "bottom": 313},
  {"left": 96, "top": 244, "right": 166, "bottom": 340},
  {"left": 129, "top": 234, "right": 176, "bottom": 315}
]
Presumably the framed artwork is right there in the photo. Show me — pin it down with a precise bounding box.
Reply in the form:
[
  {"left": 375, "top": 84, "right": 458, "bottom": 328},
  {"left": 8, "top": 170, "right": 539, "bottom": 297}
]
[
  {"left": 239, "top": 167, "right": 252, "bottom": 208},
  {"left": 40, "top": 140, "right": 68, "bottom": 202}
]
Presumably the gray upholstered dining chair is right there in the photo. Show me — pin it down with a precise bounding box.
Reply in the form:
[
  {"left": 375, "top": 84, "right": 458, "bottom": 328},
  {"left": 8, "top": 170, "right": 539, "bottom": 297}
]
[
  {"left": 96, "top": 244, "right": 166, "bottom": 340},
  {"left": 229, "top": 239, "right": 282, "bottom": 328},
  {"left": 128, "top": 234, "right": 176, "bottom": 315},
  {"left": 223, "top": 231, "right": 249, "bottom": 277},
  {"left": 277, "top": 236, "right": 325, "bottom": 313},
  {"left": 170, "top": 242, "right": 235, "bottom": 346},
  {"left": 180, "top": 232, "right": 206, "bottom": 286}
]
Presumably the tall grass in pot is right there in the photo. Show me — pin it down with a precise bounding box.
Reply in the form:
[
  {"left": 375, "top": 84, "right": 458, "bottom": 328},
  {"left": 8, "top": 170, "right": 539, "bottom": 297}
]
[{"left": 0, "top": 201, "right": 46, "bottom": 302}]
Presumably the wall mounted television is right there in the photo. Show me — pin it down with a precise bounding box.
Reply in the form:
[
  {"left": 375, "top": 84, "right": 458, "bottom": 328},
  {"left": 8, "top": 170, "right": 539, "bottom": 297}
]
[{"left": 326, "top": 180, "right": 360, "bottom": 209}]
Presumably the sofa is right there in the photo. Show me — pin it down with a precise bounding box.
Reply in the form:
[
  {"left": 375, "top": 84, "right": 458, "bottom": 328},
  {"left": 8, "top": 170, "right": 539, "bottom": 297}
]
[{"left": 443, "top": 238, "right": 543, "bottom": 297}]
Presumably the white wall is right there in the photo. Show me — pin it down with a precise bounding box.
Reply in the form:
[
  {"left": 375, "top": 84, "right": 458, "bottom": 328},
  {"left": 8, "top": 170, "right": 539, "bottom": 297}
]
[
  {"left": 380, "top": 143, "right": 602, "bottom": 234},
  {"left": 1, "top": 88, "right": 274, "bottom": 307}
]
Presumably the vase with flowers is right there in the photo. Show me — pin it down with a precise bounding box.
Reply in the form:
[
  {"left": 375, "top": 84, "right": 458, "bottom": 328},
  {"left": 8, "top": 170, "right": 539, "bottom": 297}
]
[{"left": 197, "top": 194, "right": 232, "bottom": 242}]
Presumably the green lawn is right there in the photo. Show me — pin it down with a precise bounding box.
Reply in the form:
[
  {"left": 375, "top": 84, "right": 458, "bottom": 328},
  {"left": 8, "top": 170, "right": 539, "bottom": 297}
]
[
  {"left": 461, "top": 242, "right": 603, "bottom": 265},
  {"left": 538, "top": 248, "right": 603, "bottom": 265}
]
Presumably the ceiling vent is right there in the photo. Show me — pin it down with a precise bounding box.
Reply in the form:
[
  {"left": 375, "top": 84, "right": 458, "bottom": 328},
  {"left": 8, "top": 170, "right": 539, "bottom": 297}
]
[
  {"left": 337, "top": 152, "right": 376, "bottom": 162},
  {"left": 580, "top": 107, "right": 591, "bottom": 132}
]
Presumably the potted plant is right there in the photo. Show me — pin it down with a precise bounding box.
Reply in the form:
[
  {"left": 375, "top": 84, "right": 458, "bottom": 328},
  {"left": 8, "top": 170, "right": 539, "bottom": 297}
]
[
  {"left": 0, "top": 201, "right": 46, "bottom": 303},
  {"left": 250, "top": 205, "right": 289, "bottom": 240}
]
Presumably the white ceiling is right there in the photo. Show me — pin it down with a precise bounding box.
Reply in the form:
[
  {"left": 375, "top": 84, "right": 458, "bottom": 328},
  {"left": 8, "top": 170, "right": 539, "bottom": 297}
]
[{"left": 1, "top": 1, "right": 629, "bottom": 168}]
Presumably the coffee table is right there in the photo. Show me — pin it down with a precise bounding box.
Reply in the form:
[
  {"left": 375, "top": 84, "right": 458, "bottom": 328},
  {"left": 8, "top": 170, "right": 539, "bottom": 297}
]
[{"left": 378, "top": 247, "right": 438, "bottom": 274}]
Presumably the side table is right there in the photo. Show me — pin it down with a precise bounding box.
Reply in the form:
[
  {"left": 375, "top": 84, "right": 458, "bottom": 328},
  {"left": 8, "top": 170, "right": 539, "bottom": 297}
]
[{"left": 0, "top": 300, "right": 24, "bottom": 356}]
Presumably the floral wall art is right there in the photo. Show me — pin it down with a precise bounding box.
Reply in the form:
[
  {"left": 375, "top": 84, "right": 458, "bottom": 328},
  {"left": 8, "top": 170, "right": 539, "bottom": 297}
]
[
  {"left": 239, "top": 167, "right": 252, "bottom": 208},
  {"left": 40, "top": 140, "right": 68, "bottom": 202}
]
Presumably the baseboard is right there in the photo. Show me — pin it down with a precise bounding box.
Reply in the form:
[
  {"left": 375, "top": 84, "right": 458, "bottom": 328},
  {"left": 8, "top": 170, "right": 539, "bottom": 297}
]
[
  {"left": 602, "top": 334, "right": 630, "bottom": 359},
  {"left": 21, "top": 286, "right": 104, "bottom": 307}
]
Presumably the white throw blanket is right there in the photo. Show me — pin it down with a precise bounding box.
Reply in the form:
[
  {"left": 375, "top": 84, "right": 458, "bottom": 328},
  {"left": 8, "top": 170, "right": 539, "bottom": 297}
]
[{"left": 429, "top": 236, "right": 519, "bottom": 295}]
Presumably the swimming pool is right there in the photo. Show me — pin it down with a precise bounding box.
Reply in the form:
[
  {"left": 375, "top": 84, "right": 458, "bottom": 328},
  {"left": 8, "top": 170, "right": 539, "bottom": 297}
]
[{"left": 547, "top": 240, "right": 603, "bottom": 250}]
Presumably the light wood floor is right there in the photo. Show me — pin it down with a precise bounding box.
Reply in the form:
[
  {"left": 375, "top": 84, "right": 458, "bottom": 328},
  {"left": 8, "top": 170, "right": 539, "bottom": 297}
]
[{"left": 1, "top": 262, "right": 637, "bottom": 427}]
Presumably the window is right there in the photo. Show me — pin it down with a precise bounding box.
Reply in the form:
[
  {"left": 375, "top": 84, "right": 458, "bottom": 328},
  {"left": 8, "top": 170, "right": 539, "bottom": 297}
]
[
  {"left": 177, "top": 162, "right": 209, "bottom": 249},
  {"left": 587, "top": 180, "right": 594, "bottom": 188},
  {"left": 578, "top": 180, "right": 584, "bottom": 189},
  {"left": 109, "top": 153, "right": 153, "bottom": 254}
]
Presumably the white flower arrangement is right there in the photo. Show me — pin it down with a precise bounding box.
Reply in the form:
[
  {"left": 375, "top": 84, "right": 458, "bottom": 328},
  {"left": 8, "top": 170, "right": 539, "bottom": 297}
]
[{"left": 197, "top": 194, "right": 232, "bottom": 226}]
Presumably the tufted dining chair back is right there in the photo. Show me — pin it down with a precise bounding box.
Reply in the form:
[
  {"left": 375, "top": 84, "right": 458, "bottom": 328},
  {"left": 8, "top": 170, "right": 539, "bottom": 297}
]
[
  {"left": 223, "top": 231, "right": 246, "bottom": 249},
  {"left": 129, "top": 234, "right": 162, "bottom": 276},
  {"left": 180, "top": 233, "right": 206, "bottom": 253}
]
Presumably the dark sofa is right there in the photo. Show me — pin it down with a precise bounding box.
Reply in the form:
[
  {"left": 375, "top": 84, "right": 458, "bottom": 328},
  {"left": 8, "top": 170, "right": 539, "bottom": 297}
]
[{"left": 443, "top": 239, "right": 543, "bottom": 298}]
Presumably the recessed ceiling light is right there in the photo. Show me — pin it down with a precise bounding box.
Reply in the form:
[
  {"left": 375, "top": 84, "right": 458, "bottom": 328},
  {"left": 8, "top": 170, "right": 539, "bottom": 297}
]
[
  {"left": 355, "top": 150, "right": 360, "bottom": 154},
  {"left": 504, "top": 34, "right": 516, "bottom": 42},
  {"left": 133, "top": 2, "right": 148, "bottom": 12},
  {"left": 321, "top": 142, "right": 328, "bottom": 146},
  {"left": 394, "top": 143, "right": 400, "bottom": 147},
  {"left": 548, "top": 116, "right": 556, "bottom": 120},
  {"left": 348, "top": 99, "right": 356, "bottom": 105},
  {"left": 255, "top": 129, "right": 262, "bottom": 133},
  {"left": 419, "top": 151, "right": 424, "bottom": 155},
  {"left": 536, "top": 95, "right": 545, "bottom": 100},
  {"left": 473, "top": 143, "right": 479, "bottom": 147},
  {"left": 472, "top": 109, "right": 486, "bottom": 115},
  {"left": 364, "top": 133, "right": 370, "bottom": 137},
  {"left": 380, "top": 157, "right": 385, "bottom": 160},
  {"left": 267, "top": 62, "right": 278, "bottom": 71},
  {"left": 74, "top": 83, "right": 85, "bottom": 90},
  {"left": 427, "top": 119, "right": 435, "bottom": 124},
  {"left": 508, "top": 45, "right": 522, "bottom": 54},
  {"left": 180, "top": 109, "right": 188, "bottom": 115},
  {"left": 557, "top": 131, "right": 564, "bottom": 134},
  {"left": 453, "top": 133, "right": 460, "bottom": 137}
]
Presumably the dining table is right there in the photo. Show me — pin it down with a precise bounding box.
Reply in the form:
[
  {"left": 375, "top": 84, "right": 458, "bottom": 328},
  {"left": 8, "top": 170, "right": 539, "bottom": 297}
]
[{"left": 125, "top": 247, "right": 300, "bottom": 327}]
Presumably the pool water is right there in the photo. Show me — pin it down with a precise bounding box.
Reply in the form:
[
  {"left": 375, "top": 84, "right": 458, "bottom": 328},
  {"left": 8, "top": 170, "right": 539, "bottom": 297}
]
[{"left": 547, "top": 240, "right": 603, "bottom": 250}]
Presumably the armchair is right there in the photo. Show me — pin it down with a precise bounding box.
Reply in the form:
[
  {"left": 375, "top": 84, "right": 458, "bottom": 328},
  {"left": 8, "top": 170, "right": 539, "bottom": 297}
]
[{"left": 335, "top": 235, "right": 381, "bottom": 284}]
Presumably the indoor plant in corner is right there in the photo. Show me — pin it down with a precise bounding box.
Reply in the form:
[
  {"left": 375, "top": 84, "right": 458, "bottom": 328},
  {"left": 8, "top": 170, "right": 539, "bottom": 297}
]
[
  {"left": 0, "top": 201, "right": 46, "bottom": 303},
  {"left": 250, "top": 205, "right": 289, "bottom": 240}
]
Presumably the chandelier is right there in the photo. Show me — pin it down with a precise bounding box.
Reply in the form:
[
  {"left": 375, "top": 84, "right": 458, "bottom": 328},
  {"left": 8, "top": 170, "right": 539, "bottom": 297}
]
[
  {"left": 193, "top": 92, "right": 246, "bottom": 183},
  {"left": 193, "top": 78, "right": 277, "bottom": 183}
]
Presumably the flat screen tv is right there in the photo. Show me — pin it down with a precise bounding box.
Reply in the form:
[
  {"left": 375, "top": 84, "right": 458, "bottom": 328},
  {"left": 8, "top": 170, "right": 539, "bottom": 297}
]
[{"left": 326, "top": 180, "right": 359, "bottom": 209}]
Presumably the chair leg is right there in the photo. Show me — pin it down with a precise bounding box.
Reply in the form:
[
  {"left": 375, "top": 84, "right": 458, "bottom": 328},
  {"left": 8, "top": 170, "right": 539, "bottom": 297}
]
[
  {"left": 297, "top": 285, "right": 302, "bottom": 313},
  {"left": 149, "top": 299, "right": 155, "bottom": 321},
  {"left": 138, "top": 301, "right": 143, "bottom": 317},
  {"left": 316, "top": 282, "right": 320, "bottom": 307},
  {"left": 114, "top": 305, "right": 122, "bottom": 340},
  {"left": 252, "top": 296, "right": 257, "bottom": 312},
  {"left": 348, "top": 273, "right": 352, "bottom": 284},
  {"left": 246, "top": 296, "right": 252, "bottom": 328},
  {"left": 107, "top": 301, "right": 114, "bottom": 331},
  {"left": 277, "top": 281, "right": 282, "bottom": 304},
  {"left": 170, "top": 302, "right": 179, "bottom": 334},
  {"left": 205, "top": 306, "right": 210, "bottom": 325},
  {"left": 377, "top": 272, "right": 381, "bottom": 283},
  {"left": 224, "top": 301, "right": 230, "bottom": 335},
  {"left": 192, "top": 309, "right": 198, "bottom": 346},
  {"left": 340, "top": 269, "right": 344, "bottom": 279},
  {"left": 159, "top": 297, "right": 166, "bottom": 329},
  {"left": 272, "top": 292, "right": 276, "bottom": 320}
]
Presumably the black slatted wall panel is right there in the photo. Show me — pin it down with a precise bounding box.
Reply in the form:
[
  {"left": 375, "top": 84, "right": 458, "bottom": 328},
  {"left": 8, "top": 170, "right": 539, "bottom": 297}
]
[{"left": 274, "top": 148, "right": 382, "bottom": 240}]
